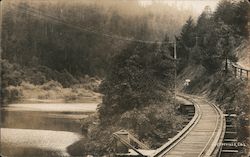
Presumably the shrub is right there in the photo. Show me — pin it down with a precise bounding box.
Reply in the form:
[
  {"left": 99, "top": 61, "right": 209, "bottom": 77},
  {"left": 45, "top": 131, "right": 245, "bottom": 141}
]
[
  {"left": 119, "top": 103, "right": 184, "bottom": 148},
  {"left": 20, "top": 81, "right": 35, "bottom": 90},
  {"left": 3, "top": 86, "right": 23, "bottom": 103},
  {"left": 24, "top": 70, "right": 47, "bottom": 85},
  {"left": 57, "top": 70, "right": 79, "bottom": 87},
  {"left": 41, "top": 80, "right": 63, "bottom": 90},
  {"left": 1, "top": 59, "right": 23, "bottom": 87}
]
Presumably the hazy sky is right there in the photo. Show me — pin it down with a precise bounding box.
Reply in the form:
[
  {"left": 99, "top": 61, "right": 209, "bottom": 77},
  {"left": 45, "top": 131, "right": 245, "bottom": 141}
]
[{"left": 139, "top": 0, "right": 220, "bottom": 14}]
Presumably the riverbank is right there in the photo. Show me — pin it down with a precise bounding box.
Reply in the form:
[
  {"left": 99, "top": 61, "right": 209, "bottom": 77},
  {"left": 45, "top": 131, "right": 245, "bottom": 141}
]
[{"left": 5, "top": 80, "right": 102, "bottom": 104}]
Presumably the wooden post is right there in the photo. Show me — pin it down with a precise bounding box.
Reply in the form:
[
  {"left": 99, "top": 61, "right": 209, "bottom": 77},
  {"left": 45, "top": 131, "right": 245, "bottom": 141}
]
[
  {"left": 240, "top": 69, "right": 243, "bottom": 78},
  {"left": 247, "top": 70, "right": 249, "bottom": 80},
  {"left": 115, "top": 131, "right": 130, "bottom": 153}
]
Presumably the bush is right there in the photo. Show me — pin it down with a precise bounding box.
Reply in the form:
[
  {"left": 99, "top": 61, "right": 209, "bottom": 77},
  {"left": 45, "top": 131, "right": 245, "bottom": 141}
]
[
  {"left": 1, "top": 59, "right": 23, "bottom": 87},
  {"left": 41, "top": 80, "right": 63, "bottom": 90},
  {"left": 24, "top": 70, "right": 47, "bottom": 85},
  {"left": 35, "top": 66, "right": 79, "bottom": 87},
  {"left": 3, "top": 86, "right": 23, "bottom": 103},
  {"left": 57, "top": 70, "right": 79, "bottom": 87},
  {"left": 76, "top": 76, "right": 101, "bottom": 92},
  {"left": 20, "top": 81, "right": 35, "bottom": 90},
  {"left": 119, "top": 103, "right": 184, "bottom": 148}
]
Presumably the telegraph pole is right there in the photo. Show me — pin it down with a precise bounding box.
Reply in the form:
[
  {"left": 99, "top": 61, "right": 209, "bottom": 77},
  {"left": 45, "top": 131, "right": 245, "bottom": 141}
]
[{"left": 174, "top": 40, "right": 177, "bottom": 106}]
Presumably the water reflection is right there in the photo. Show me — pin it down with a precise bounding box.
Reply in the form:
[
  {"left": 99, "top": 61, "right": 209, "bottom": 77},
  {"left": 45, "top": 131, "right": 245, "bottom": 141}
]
[
  {"left": 1, "top": 110, "right": 91, "bottom": 132},
  {"left": 1, "top": 103, "right": 97, "bottom": 157}
]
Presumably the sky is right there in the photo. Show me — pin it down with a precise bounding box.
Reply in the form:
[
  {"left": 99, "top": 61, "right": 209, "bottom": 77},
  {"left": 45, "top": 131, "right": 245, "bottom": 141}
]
[{"left": 139, "top": 0, "right": 220, "bottom": 14}]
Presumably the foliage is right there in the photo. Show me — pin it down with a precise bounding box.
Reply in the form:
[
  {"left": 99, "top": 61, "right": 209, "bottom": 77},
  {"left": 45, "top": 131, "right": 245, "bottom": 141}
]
[
  {"left": 214, "top": 0, "right": 250, "bottom": 38},
  {"left": 68, "top": 102, "right": 184, "bottom": 156},
  {"left": 1, "top": 60, "right": 79, "bottom": 88},
  {"left": 179, "top": 17, "right": 196, "bottom": 49},
  {"left": 176, "top": 17, "right": 196, "bottom": 71},
  {"left": 98, "top": 42, "right": 175, "bottom": 123},
  {"left": 3, "top": 86, "right": 23, "bottom": 103},
  {"left": 1, "top": 59, "right": 23, "bottom": 87},
  {"left": 119, "top": 103, "right": 183, "bottom": 148},
  {"left": 41, "top": 80, "right": 63, "bottom": 90},
  {"left": 1, "top": 60, "right": 101, "bottom": 104},
  {"left": 177, "top": 0, "right": 249, "bottom": 73},
  {"left": 2, "top": 0, "right": 193, "bottom": 77},
  {"left": 1, "top": 59, "right": 23, "bottom": 104}
]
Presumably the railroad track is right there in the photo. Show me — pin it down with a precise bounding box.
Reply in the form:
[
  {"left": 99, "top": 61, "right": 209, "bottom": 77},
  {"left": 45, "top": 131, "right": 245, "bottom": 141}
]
[
  {"left": 151, "top": 94, "right": 226, "bottom": 157},
  {"left": 114, "top": 94, "right": 225, "bottom": 157}
]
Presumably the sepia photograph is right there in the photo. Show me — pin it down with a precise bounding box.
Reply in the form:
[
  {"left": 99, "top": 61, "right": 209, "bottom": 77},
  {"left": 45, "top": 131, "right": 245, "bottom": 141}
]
[{"left": 0, "top": 0, "right": 249, "bottom": 157}]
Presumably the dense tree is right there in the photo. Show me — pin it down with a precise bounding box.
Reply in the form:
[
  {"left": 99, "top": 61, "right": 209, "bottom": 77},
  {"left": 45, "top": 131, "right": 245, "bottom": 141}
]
[
  {"left": 179, "top": 17, "right": 196, "bottom": 48},
  {"left": 214, "top": 0, "right": 249, "bottom": 38},
  {"left": 215, "top": 22, "right": 238, "bottom": 72},
  {"left": 177, "top": 0, "right": 248, "bottom": 73},
  {"left": 175, "top": 17, "right": 196, "bottom": 71},
  {"left": 98, "top": 42, "right": 175, "bottom": 123},
  {"left": 213, "top": 0, "right": 236, "bottom": 25},
  {"left": 2, "top": 0, "right": 193, "bottom": 77},
  {"left": 233, "top": 0, "right": 250, "bottom": 38}
]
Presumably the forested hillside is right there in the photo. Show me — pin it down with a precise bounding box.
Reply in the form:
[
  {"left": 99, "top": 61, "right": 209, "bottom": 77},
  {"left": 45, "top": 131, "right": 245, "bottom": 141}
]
[
  {"left": 1, "top": 0, "right": 194, "bottom": 104},
  {"left": 176, "top": 0, "right": 249, "bottom": 73},
  {"left": 1, "top": 1, "right": 194, "bottom": 153},
  {"left": 2, "top": 0, "right": 192, "bottom": 76}
]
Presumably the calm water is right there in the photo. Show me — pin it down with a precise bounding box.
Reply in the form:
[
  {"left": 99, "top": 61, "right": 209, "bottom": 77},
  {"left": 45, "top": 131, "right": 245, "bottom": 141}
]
[{"left": 1, "top": 103, "right": 98, "bottom": 157}]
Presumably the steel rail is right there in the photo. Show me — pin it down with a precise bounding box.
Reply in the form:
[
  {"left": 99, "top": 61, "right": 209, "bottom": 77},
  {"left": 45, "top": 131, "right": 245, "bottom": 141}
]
[
  {"left": 151, "top": 95, "right": 201, "bottom": 157},
  {"left": 197, "top": 98, "right": 226, "bottom": 157}
]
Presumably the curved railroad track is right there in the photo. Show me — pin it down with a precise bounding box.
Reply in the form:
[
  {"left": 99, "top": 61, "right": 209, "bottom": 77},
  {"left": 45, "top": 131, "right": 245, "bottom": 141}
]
[{"left": 150, "top": 94, "right": 226, "bottom": 157}]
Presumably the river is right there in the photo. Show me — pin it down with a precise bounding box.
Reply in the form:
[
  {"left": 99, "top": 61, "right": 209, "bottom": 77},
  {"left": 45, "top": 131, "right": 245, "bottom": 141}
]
[{"left": 1, "top": 103, "right": 98, "bottom": 157}]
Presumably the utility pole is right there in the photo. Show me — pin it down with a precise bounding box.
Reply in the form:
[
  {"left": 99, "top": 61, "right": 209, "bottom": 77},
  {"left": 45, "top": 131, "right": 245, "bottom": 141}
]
[{"left": 174, "top": 40, "right": 177, "bottom": 106}]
